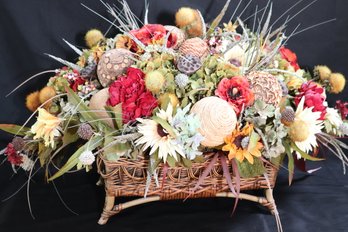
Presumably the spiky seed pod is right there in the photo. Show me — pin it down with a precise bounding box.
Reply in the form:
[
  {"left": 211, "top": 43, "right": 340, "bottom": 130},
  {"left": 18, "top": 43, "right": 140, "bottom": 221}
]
[
  {"left": 26, "top": 91, "right": 41, "bottom": 112},
  {"left": 314, "top": 65, "right": 332, "bottom": 81},
  {"left": 12, "top": 137, "right": 25, "bottom": 151},
  {"left": 281, "top": 107, "right": 295, "bottom": 126},
  {"left": 329, "top": 73, "right": 346, "bottom": 94},
  {"left": 289, "top": 120, "right": 310, "bottom": 142},
  {"left": 177, "top": 55, "right": 202, "bottom": 75},
  {"left": 175, "top": 73, "right": 189, "bottom": 88},
  {"left": 77, "top": 123, "right": 94, "bottom": 140},
  {"left": 39, "top": 86, "right": 56, "bottom": 104},
  {"left": 85, "top": 29, "right": 105, "bottom": 48},
  {"left": 179, "top": 38, "right": 209, "bottom": 59},
  {"left": 175, "top": 7, "right": 205, "bottom": 37},
  {"left": 80, "top": 62, "right": 97, "bottom": 79},
  {"left": 145, "top": 70, "right": 166, "bottom": 94}
]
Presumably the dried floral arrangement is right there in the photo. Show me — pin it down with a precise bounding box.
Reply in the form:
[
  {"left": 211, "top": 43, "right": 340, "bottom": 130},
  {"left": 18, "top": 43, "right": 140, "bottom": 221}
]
[{"left": 1, "top": 0, "right": 348, "bottom": 230}]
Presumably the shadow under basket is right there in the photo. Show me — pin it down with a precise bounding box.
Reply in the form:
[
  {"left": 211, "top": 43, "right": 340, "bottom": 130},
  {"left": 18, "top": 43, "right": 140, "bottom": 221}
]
[{"left": 96, "top": 152, "right": 279, "bottom": 225}]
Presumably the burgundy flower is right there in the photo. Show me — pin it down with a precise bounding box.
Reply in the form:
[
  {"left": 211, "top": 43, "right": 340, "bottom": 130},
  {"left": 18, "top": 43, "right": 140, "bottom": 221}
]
[
  {"left": 294, "top": 81, "right": 327, "bottom": 120},
  {"left": 215, "top": 76, "right": 254, "bottom": 115},
  {"left": 279, "top": 46, "right": 300, "bottom": 71},
  {"left": 70, "top": 77, "right": 85, "bottom": 92},
  {"left": 107, "top": 67, "right": 158, "bottom": 123},
  {"left": 335, "top": 100, "right": 348, "bottom": 119},
  {"left": 5, "top": 143, "right": 22, "bottom": 166}
]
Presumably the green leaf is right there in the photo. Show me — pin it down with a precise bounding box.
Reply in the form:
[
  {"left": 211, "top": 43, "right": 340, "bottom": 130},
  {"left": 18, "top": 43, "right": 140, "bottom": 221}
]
[
  {"left": 284, "top": 142, "right": 294, "bottom": 185},
  {"left": 104, "top": 104, "right": 123, "bottom": 130},
  {"left": 48, "top": 135, "right": 102, "bottom": 181},
  {"left": 248, "top": 130, "right": 260, "bottom": 153},
  {"left": 166, "top": 156, "right": 177, "bottom": 168},
  {"left": 0, "top": 124, "right": 30, "bottom": 136},
  {"left": 182, "top": 158, "right": 192, "bottom": 168},
  {"left": 38, "top": 143, "right": 53, "bottom": 167},
  {"left": 291, "top": 141, "right": 324, "bottom": 161},
  {"left": 236, "top": 158, "right": 266, "bottom": 178},
  {"left": 104, "top": 137, "right": 130, "bottom": 161},
  {"left": 65, "top": 86, "right": 110, "bottom": 130},
  {"left": 62, "top": 127, "right": 79, "bottom": 146}
]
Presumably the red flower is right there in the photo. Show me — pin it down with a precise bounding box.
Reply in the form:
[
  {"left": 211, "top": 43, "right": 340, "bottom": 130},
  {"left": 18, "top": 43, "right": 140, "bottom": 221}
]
[
  {"left": 107, "top": 67, "right": 158, "bottom": 123},
  {"left": 294, "top": 82, "right": 327, "bottom": 120},
  {"left": 130, "top": 24, "right": 176, "bottom": 51},
  {"left": 5, "top": 143, "right": 22, "bottom": 166},
  {"left": 70, "top": 77, "right": 85, "bottom": 92},
  {"left": 335, "top": 100, "right": 348, "bottom": 119},
  {"left": 215, "top": 76, "right": 254, "bottom": 115},
  {"left": 279, "top": 46, "right": 300, "bottom": 71}
]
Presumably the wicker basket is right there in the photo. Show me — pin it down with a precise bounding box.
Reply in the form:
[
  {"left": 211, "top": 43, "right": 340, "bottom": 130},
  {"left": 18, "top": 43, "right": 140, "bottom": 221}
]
[{"left": 96, "top": 152, "right": 279, "bottom": 225}]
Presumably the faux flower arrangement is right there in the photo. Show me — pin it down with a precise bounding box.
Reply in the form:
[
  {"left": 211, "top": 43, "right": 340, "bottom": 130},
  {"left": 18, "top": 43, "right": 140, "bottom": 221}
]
[{"left": 1, "top": 1, "right": 348, "bottom": 226}]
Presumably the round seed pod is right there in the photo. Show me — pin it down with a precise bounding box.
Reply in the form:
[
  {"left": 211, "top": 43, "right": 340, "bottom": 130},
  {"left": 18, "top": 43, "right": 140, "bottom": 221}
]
[
  {"left": 77, "top": 123, "right": 94, "bottom": 140},
  {"left": 281, "top": 107, "right": 295, "bottom": 126},
  {"left": 176, "top": 55, "right": 202, "bottom": 75},
  {"left": 190, "top": 96, "right": 237, "bottom": 147},
  {"left": 246, "top": 72, "right": 283, "bottom": 106},
  {"left": 12, "top": 137, "right": 25, "bottom": 151},
  {"left": 97, "top": 48, "right": 134, "bottom": 87},
  {"left": 179, "top": 38, "right": 209, "bottom": 60}
]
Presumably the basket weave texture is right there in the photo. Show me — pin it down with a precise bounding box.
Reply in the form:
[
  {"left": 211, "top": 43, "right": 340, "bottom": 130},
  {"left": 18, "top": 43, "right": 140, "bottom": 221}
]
[{"left": 97, "top": 152, "right": 278, "bottom": 200}]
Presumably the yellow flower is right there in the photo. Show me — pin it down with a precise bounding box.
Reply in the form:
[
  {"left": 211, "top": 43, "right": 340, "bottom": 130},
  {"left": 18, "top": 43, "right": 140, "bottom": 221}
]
[
  {"left": 286, "top": 76, "right": 304, "bottom": 90},
  {"left": 222, "top": 123, "right": 263, "bottom": 164},
  {"left": 223, "top": 21, "right": 239, "bottom": 32},
  {"left": 329, "top": 73, "right": 346, "bottom": 94},
  {"left": 31, "top": 108, "right": 62, "bottom": 148}
]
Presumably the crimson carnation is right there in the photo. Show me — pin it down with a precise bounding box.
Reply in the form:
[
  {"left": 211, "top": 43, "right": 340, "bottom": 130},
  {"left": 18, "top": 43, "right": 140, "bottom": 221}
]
[
  {"left": 107, "top": 67, "right": 158, "bottom": 123},
  {"left": 130, "top": 24, "right": 176, "bottom": 51},
  {"left": 335, "top": 100, "right": 348, "bottom": 119},
  {"left": 215, "top": 76, "right": 254, "bottom": 115},
  {"left": 5, "top": 143, "right": 22, "bottom": 166},
  {"left": 279, "top": 46, "right": 300, "bottom": 71},
  {"left": 294, "top": 81, "right": 327, "bottom": 120}
]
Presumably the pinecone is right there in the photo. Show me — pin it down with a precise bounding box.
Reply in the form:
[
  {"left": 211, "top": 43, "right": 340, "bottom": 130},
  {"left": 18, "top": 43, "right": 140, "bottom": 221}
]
[
  {"left": 281, "top": 107, "right": 295, "bottom": 126},
  {"left": 77, "top": 123, "right": 94, "bottom": 140},
  {"left": 12, "top": 137, "right": 25, "bottom": 151},
  {"left": 80, "top": 62, "right": 97, "bottom": 79}
]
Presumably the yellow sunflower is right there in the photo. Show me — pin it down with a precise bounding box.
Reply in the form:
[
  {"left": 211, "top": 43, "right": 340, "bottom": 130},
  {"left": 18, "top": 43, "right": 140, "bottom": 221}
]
[{"left": 222, "top": 123, "right": 263, "bottom": 164}]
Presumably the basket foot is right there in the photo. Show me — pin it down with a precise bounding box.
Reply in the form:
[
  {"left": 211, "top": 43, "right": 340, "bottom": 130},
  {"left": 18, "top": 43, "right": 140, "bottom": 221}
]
[
  {"left": 98, "top": 195, "right": 116, "bottom": 225},
  {"left": 261, "top": 188, "right": 276, "bottom": 214}
]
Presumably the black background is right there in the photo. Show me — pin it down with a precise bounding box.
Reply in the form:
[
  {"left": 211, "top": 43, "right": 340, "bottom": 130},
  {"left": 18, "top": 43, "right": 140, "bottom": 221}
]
[{"left": 0, "top": 0, "right": 348, "bottom": 231}]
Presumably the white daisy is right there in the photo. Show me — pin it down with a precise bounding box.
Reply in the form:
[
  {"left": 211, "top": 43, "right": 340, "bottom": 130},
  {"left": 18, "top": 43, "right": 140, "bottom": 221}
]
[
  {"left": 293, "top": 97, "right": 323, "bottom": 156},
  {"left": 325, "top": 107, "right": 342, "bottom": 128},
  {"left": 135, "top": 104, "right": 185, "bottom": 163}
]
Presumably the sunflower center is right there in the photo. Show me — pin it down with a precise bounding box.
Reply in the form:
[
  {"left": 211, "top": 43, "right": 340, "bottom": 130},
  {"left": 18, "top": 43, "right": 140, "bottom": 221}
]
[
  {"left": 233, "top": 135, "right": 245, "bottom": 149},
  {"left": 157, "top": 124, "right": 169, "bottom": 137},
  {"left": 227, "top": 87, "right": 241, "bottom": 100}
]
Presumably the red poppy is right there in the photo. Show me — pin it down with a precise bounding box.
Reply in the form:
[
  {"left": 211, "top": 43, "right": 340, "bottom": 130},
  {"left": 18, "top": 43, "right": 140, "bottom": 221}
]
[{"left": 279, "top": 46, "right": 300, "bottom": 71}]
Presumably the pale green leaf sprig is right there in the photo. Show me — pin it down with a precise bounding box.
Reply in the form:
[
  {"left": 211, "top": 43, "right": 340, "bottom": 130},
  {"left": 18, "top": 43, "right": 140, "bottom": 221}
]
[{"left": 171, "top": 104, "right": 204, "bottom": 160}]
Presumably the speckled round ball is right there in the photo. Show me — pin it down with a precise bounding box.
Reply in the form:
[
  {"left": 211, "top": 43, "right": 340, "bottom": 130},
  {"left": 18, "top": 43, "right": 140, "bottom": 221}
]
[
  {"left": 246, "top": 72, "right": 283, "bottom": 106},
  {"left": 164, "top": 25, "right": 186, "bottom": 49},
  {"left": 97, "top": 48, "right": 134, "bottom": 87},
  {"left": 177, "top": 55, "right": 202, "bottom": 75},
  {"left": 179, "top": 38, "right": 209, "bottom": 60},
  {"left": 190, "top": 96, "right": 237, "bottom": 147}
]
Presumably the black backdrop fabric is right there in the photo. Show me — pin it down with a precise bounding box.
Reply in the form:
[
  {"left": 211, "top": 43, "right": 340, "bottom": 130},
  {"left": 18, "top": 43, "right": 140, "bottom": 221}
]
[{"left": 0, "top": 0, "right": 348, "bottom": 231}]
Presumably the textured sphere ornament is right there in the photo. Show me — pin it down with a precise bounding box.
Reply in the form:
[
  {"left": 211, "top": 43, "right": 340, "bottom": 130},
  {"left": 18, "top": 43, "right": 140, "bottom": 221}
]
[
  {"left": 246, "top": 72, "right": 283, "bottom": 106},
  {"left": 177, "top": 55, "right": 202, "bottom": 75},
  {"left": 89, "top": 88, "right": 113, "bottom": 128},
  {"left": 97, "top": 48, "right": 134, "bottom": 87},
  {"left": 179, "top": 38, "right": 209, "bottom": 59},
  {"left": 164, "top": 25, "right": 186, "bottom": 49},
  {"left": 190, "top": 96, "right": 237, "bottom": 147}
]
